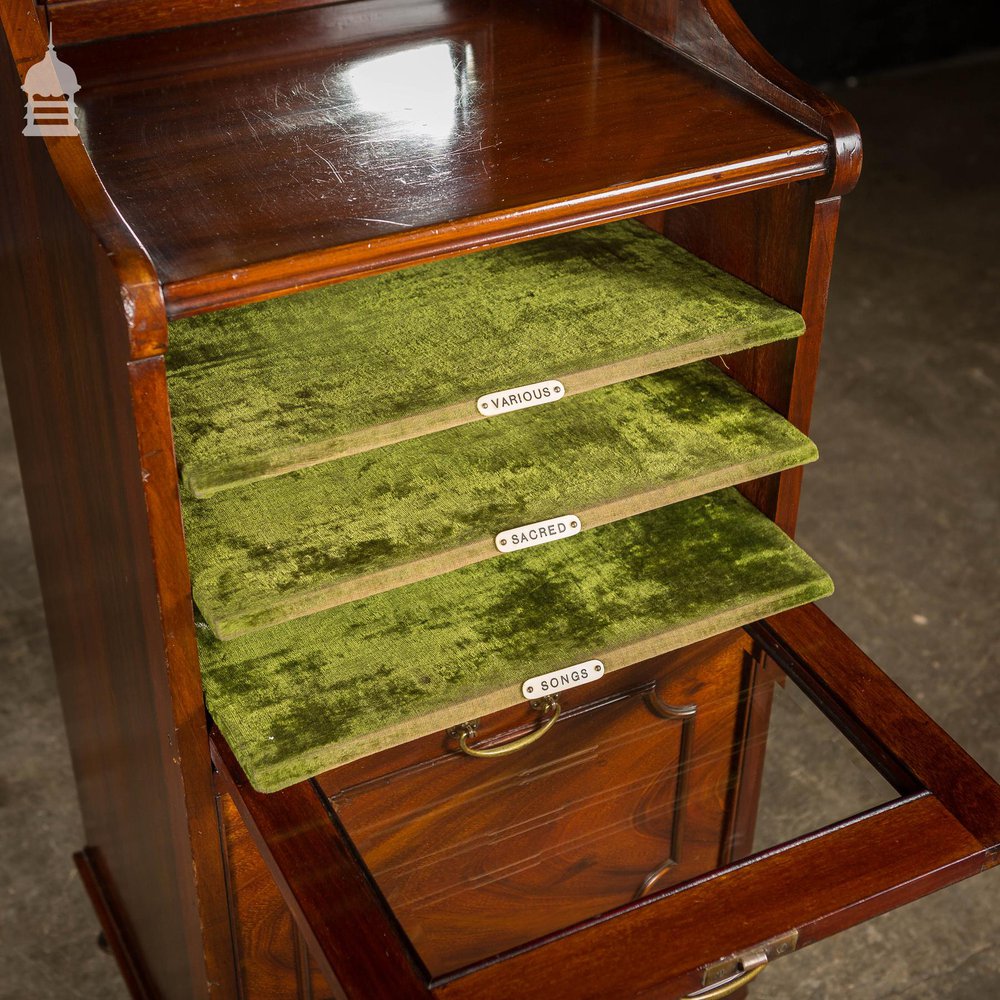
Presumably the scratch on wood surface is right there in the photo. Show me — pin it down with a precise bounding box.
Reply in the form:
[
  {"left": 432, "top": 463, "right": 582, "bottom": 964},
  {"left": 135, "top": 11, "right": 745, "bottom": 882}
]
[
  {"left": 239, "top": 109, "right": 263, "bottom": 148},
  {"left": 357, "top": 217, "right": 409, "bottom": 228},
  {"left": 304, "top": 142, "right": 344, "bottom": 183}
]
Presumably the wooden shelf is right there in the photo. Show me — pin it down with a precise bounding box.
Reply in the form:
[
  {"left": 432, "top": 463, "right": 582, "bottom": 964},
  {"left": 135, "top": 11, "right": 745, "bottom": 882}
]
[
  {"left": 181, "top": 365, "right": 818, "bottom": 639},
  {"left": 198, "top": 490, "right": 833, "bottom": 792},
  {"left": 68, "top": 0, "right": 829, "bottom": 317},
  {"left": 9, "top": 2, "right": 1000, "bottom": 998}
]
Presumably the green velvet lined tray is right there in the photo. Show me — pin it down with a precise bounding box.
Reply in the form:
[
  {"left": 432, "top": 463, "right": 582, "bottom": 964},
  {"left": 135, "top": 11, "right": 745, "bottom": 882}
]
[
  {"left": 183, "top": 362, "right": 817, "bottom": 640},
  {"left": 168, "top": 220, "right": 805, "bottom": 497},
  {"left": 201, "top": 489, "right": 832, "bottom": 793}
]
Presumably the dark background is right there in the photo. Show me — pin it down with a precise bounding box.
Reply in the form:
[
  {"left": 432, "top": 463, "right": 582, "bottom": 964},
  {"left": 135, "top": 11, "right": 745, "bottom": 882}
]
[{"left": 732, "top": 0, "right": 1000, "bottom": 80}]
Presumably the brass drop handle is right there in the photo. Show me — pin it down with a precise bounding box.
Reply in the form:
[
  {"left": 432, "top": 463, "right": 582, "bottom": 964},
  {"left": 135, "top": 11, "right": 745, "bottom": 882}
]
[
  {"left": 684, "top": 951, "right": 767, "bottom": 999},
  {"left": 634, "top": 860, "right": 675, "bottom": 900},
  {"left": 454, "top": 696, "right": 561, "bottom": 758}
]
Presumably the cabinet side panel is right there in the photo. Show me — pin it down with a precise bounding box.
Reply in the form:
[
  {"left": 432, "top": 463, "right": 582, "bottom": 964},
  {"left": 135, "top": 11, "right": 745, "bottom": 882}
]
[
  {"left": 594, "top": 0, "right": 862, "bottom": 197},
  {"left": 0, "top": 32, "right": 219, "bottom": 1000},
  {"left": 220, "top": 793, "right": 337, "bottom": 999},
  {"left": 655, "top": 183, "right": 841, "bottom": 533}
]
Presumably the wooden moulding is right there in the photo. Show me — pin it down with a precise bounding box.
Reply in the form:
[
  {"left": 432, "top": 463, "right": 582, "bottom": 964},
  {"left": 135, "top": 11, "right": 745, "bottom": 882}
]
[
  {"left": 595, "top": 0, "right": 863, "bottom": 198},
  {"left": 32, "top": 0, "right": 857, "bottom": 340},
  {"left": 74, "top": 849, "right": 154, "bottom": 1000},
  {"left": 2, "top": 2, "right": 871, "bottom": 998},
  {"left": 433, "top": 796, "right": 985, "bottom": 1000},
  {"left": 754, "top": 604, "right": 1000, "bottom": 850},
  {"left": 213, "top": 740, "right": 431, "bottom": 1000},
  {"left": 216, "top": 793, "right": 338, "bottom": 999},
  {"left": 638, "top": 184, "right": 840, "bottom": 535},
  {"left": 161, "top": 153, "right": 831, "bottom": 320},
  {"left": 328, "top": 633, "right": 757, "bottom": 976}
]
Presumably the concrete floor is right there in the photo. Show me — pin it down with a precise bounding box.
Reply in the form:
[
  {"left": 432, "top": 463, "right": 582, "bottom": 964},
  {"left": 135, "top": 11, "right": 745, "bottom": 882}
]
[{"left": 1, "top": 54, "right": 998, "bottom": 1000}]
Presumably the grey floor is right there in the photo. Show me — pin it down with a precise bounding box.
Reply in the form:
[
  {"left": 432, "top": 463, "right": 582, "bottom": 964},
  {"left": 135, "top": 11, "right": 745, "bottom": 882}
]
[{"left": 1, "top": 54, "right": 998, "bottom": 1000}]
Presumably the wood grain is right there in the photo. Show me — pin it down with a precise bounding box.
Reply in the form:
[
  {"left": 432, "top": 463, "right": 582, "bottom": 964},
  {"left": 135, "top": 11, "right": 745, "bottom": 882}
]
[
  {"left": 434, "top": 795, "right": 985, "bottom": 999},
  {"left": 717, "top": 648, "right": 778, "bottom": 862},
  {"left": 46, "top": 0, "right": 343, "bottom": 45},
  {"left": 14, "top": 3, "right": 992, "bottom": 999},
  {"left": 213, "top": 739, "right": 430, "bottom": 1000},
  {"left": 63, "top": 0, "right": 829, "bottom": 318},
  {"left": 316, "top": 632, "right": 744, "bottom": 793},
  {"left": 0, "top": 3, "right": 234, "bottom": 996},
  {"left": 331, "top": 635, "right": 753, "bottom": 975},
  {"left": 217, "top": 611, "right": 1000, "bottom": 999},
  {"left": 656, "top": 184, "right": 842, "bottom": 536},
  {"left": 595, "top": 0, "right": 862, "bottom": 196},
  {"left": 219, "top": 794, "right": 337, "bottom": 999},
  {"left": 74, "top": 849, "right": 155, "bottom": 1000}
]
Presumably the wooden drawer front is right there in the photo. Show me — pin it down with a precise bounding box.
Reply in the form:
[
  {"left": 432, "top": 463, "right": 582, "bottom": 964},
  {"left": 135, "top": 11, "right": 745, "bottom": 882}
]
[
  {"left": 212, "top": 606, "right": 1000, "bottom": 1000},
  {"left": 220, "top": 794, "right": 335, "bottom": 999},
  {"left": 331, "top": 633, "right": 754, "bottom": 974}
]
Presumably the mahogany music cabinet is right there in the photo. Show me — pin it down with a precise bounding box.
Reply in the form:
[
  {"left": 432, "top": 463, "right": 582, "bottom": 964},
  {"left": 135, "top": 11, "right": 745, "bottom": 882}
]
[{"left": 2, "top": 2, "right": 998, "bottom": 998}]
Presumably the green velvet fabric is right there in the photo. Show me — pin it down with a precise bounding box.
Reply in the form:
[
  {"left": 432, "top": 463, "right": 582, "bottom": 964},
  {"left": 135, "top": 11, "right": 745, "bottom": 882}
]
[
  {"left": 167, "top": 220, "right": 805, "bottom": 497},
  {"left": 182, "top": 362, "right": 817, "bottom": 640},
  {"left": 200, "top": 489, "right": 833, "bottom": 793}
]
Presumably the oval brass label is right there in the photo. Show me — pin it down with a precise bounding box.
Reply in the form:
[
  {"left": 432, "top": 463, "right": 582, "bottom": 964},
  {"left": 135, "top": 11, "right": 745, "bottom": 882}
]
[
  {"left": 477, "top": 379, "right": 565, "bottom": 416},
  {"left": 496, "top": 514, "right": 581, "bottom": 553},
  {"left": 522, "top": 660, "right": 605, "bottom": 699}
]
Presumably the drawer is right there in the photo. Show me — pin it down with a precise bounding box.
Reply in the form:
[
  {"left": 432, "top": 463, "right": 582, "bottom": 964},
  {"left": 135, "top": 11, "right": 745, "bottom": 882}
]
[
  {"left": 211, "top": 605, "right": 1000, "bottom": 1000},
  {"left": 327, "top": 631, "right": 753, "bottom": 974}
]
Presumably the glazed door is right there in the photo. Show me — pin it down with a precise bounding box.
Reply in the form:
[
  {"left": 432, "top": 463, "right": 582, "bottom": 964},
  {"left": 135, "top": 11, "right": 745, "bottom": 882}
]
[{"left": 212, "top": 604, "right": 1000, "bottom": 1000}]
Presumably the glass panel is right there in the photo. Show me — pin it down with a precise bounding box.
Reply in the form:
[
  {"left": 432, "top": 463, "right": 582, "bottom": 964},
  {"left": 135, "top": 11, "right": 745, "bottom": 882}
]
[
  {"left": 326, "top": 631, "right": 899, "bottom": 977},
  {"left": 750, "top": 667, "right": 898, "bottom": 854}
]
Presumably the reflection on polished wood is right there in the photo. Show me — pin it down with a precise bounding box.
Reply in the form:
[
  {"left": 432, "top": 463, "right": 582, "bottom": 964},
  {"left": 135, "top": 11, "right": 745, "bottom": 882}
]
[
  {"left": 68, "top": 0, "right": 828, "bottom": 314},
  {"left": 219, "top": 795, "right": 337, "bottom": 999},
  {"left": 14, "top": 2, "right": 998, "bottom": 998},
  {"left": 330, "top": 635, "right": 748, "bottom": 976}
]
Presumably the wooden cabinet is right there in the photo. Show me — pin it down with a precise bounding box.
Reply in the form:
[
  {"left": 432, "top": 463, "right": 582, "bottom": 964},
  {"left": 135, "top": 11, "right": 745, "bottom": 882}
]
[
  {"left": 211, "top": 607, "right": 1000, "bottom": 999},
  {"left": 327, "top": 632, "right": 755, "bottom": 975},
  {"left": 219, "top": 794, "right": 336, "bottom": 1000},
  {"left": 0, "top": 2, "right": 996, "bottom": 999}
]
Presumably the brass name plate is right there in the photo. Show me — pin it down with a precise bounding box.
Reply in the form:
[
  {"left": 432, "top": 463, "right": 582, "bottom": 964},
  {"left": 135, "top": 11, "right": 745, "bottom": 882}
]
[
  {"left": 477, "top": 379, "right": 565, "bottom": 416},
  {"left": 522, "top": 660, "right": 605, "bottom": 699},
  {"left": 496, "top": 514, "right": 581, "bottom": 552}
]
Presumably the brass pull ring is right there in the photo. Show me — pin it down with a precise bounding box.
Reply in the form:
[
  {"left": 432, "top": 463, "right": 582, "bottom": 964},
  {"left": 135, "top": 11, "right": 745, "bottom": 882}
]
[
  {"left": 455, "top": 697, "right": 561, "bottom": 758},
  {"left": 684, "top": 960, "right": 766, "bottom": 999},
  {"left": 634, "top": 859, "right": 676, "bottom": 900}
]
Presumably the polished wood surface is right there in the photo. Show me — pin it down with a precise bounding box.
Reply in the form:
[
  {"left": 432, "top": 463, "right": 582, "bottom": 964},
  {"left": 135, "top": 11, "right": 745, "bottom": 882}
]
[
  {"left": 642, "top": 181, "right": 842, "bottom": 536},
  {"left": 66, "top": 0, "right": 829, "bottom": 318},
  {"left": 219, "top": 794, "right": 337, "bottom": 999},
  {"left": 74, "top": 849, "right": 154, "bottom": 1000},
  {"left": 0, "top": 3, "right": 234, "bottom": 996},
  {"left": 314, "top": 631, "right": 746, "bottom": 794},
  {"left": 437, "top": 795, "right": 984, "bottom": 1000},
  {"left": 213, "top": 739, "right": 431, "bottom": 1000},
  {"left": 596, "top": 0, "right": 862, "bottom": 197},
  {"left": 754, "top": 604, "right": 1000, "bottom": 851},
  {"left": 10, "top": 1, "right": 996, "bottom": 997},
  {"left": 215, "top": 611, "right": 1000, "bottom": 999},
  {"left": 332, "top": 634, "right": 752, "bottom": 975},
  {"left": 46, "top": 0, "right": 342, "bottom": 45},
  {"left": 717, "top": 647, "right": 779, "bottom": 862}
]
